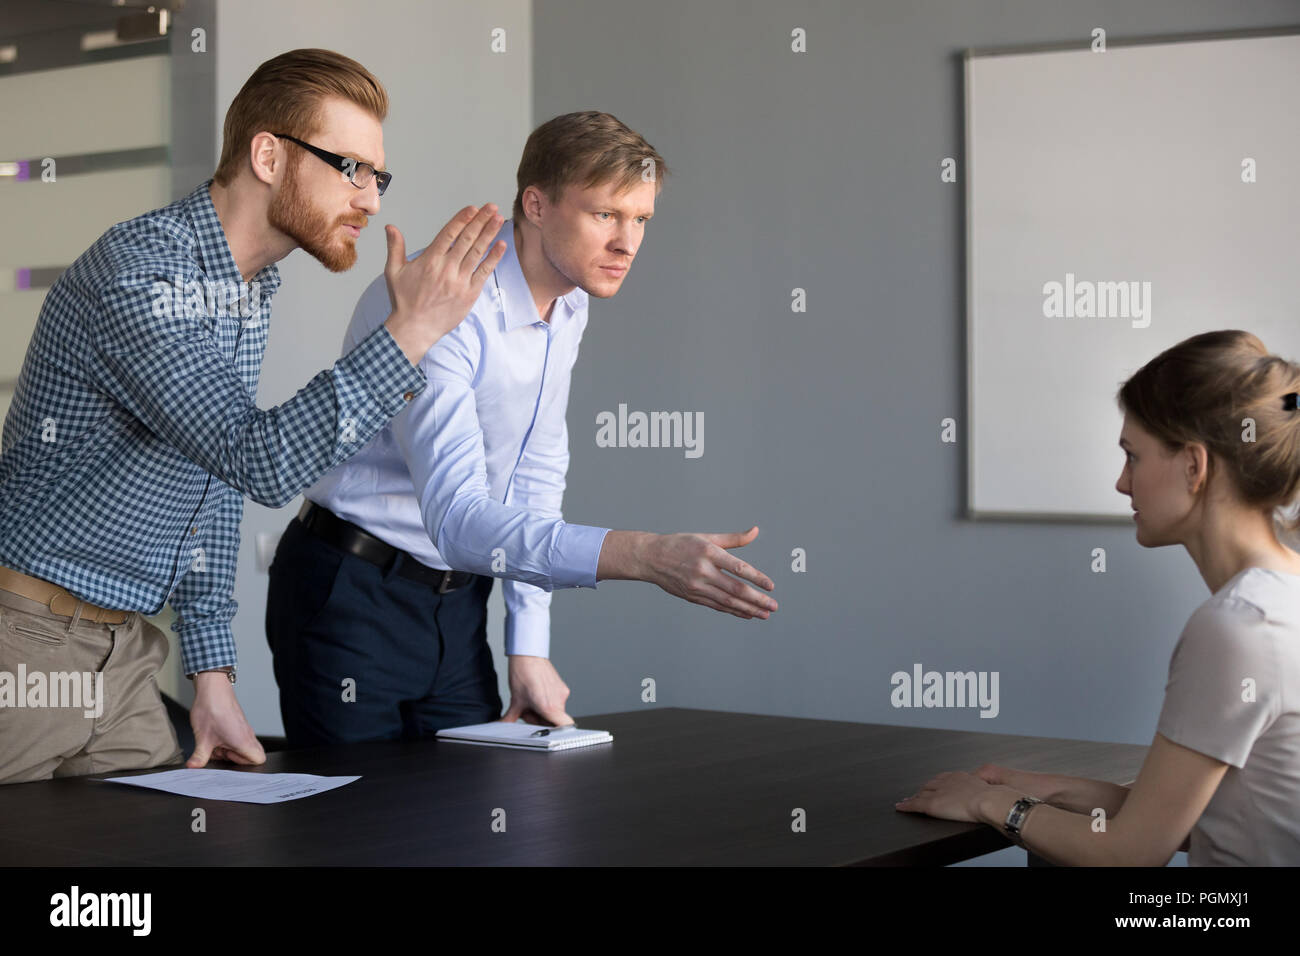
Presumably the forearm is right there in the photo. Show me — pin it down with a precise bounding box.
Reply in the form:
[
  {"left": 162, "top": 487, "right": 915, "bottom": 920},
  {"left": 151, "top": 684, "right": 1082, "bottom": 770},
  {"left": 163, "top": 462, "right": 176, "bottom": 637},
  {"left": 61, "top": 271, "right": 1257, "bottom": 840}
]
[
  {"left": 93, "top": 276, "right": 425, "bottom": 507},
  {"left": 235, "top": 325, "right": 424, "bottom": 504},
  {"left": 1038, "top": 773, "right": 1130, "bottom": 817},
  {"left": 431, "top": 497, "right": 605, "bottom": 592},
  {"left": 978, "top": 790, "right": 1135, "bottom": 866},
  {"left": 384, "top": 308, "right": 441, "bottom": 366},
  {"left": 170, "top": 487, "right": 241, "bottom": 675},
  {"left": 596, "top": 530, "right": 654, "bottom": 581}
]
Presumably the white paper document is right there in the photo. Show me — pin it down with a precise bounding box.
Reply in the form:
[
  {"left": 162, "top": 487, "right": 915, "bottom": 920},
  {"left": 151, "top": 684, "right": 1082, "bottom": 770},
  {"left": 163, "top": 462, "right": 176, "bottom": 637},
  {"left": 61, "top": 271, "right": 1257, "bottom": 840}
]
[{"left": 101, "top": 768, "right": 360, "bottom": 804}]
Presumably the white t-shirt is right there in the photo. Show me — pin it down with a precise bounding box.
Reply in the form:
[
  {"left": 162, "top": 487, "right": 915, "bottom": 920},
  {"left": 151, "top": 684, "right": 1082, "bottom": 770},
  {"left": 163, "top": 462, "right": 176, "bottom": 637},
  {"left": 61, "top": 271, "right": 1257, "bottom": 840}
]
[{"left": 1155, "top": 567, "right": 1300, "bottom": 866}]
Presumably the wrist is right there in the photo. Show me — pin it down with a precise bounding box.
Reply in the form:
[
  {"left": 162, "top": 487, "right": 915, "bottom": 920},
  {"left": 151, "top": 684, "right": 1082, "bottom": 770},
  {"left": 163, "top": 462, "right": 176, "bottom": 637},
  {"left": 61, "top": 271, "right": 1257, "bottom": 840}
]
[
  {"left": 597, "top": 530, "right": 654, "bottom": 581},
  {"left": 1035, "top": 773, "right": 1068, "bottom": 805},
  {"left": 978, "top": 787, "right": 1022, "bottom": 828},
  {"left": 1002, "top": 769, "right": 1059, "bottom": 804},
  {"left": 192, "top": 669, "right": 237, "bottom": 694},
  {"left": 628, "top": 530, "right": 656, "bottom": 580},
  {"left": 384, "top": 309, "right": 431, "bottom": 365}
]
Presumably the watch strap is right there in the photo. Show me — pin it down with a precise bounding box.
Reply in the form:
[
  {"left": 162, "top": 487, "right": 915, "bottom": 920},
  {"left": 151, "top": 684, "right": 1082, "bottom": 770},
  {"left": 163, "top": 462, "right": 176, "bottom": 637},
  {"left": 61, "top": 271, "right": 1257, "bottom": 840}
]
[
  {"left": 1004, "top": 795, "right": 1043, "bottom": 843},
  {"left": 189, "top": 666, "right": 236, "bottom": 684}
]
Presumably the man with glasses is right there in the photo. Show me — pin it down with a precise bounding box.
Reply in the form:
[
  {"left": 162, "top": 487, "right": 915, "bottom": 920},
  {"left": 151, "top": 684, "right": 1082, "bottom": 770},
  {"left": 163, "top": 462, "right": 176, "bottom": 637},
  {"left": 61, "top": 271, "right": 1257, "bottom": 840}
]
[
  {"left": 0, "top": 48, "right": 502, "bottom": 783},
  {"left": 274, "top": 133, "right": 393, "bottom": 199}
]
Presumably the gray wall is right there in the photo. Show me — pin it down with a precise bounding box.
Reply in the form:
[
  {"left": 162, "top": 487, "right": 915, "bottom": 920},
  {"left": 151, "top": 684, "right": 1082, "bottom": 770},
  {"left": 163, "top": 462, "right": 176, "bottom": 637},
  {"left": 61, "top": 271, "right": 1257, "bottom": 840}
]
[
  {"left": 533, "top": 0, "right": 1300, "bottom": 746},
  {"left": 533, "top": 0, "right": 1297, "bottom": 866}
]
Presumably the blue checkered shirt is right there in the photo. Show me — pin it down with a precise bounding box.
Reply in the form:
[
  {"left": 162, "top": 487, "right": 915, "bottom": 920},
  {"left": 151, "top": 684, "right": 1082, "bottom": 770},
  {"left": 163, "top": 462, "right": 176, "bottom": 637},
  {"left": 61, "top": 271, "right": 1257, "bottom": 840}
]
[{"left": 0, "top": 179, "right": 427, "bottom": 674}]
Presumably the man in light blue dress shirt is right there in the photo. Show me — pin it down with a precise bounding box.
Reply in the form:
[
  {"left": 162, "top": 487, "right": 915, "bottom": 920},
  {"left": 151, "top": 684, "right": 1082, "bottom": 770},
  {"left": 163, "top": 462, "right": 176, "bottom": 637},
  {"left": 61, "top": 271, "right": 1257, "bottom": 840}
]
[{"left": 266, "top": 112, "right": 779, "bottom": 744}]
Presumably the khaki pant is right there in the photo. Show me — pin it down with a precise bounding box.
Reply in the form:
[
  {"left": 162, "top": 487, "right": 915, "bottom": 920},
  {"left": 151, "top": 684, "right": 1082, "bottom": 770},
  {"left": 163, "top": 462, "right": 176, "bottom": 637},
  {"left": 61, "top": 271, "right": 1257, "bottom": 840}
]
[{"left": 0, "top": 586, "right": 183, "bottom": 784}]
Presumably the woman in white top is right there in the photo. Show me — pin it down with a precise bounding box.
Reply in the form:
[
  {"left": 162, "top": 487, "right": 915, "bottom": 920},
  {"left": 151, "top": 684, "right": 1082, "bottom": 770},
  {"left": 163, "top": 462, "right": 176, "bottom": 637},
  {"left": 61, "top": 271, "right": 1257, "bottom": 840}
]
[{"left": 896, "top": 329, "right": 1300, "bottom": 866}]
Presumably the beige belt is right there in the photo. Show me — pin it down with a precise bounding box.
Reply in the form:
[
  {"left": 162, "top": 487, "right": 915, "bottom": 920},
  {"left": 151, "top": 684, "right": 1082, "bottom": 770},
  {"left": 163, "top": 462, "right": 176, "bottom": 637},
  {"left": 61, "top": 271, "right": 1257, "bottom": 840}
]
[{"left": 0, "top": 565, "right": 129, "bottom": 625}]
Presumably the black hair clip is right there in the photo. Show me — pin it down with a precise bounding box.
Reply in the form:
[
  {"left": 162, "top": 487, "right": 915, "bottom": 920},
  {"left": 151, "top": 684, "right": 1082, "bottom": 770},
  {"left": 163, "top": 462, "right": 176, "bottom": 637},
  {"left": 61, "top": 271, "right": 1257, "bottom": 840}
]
[{"left": 1285, "top": 392, "right": 1299, "bottom": 411}]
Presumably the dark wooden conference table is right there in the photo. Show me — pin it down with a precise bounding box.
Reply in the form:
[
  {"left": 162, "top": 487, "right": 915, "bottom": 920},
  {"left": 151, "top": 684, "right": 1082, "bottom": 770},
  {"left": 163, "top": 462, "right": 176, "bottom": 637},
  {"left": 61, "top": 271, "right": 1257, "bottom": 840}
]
[{"left": 0, "top": 707, "right": 1147, "bottom": 866}]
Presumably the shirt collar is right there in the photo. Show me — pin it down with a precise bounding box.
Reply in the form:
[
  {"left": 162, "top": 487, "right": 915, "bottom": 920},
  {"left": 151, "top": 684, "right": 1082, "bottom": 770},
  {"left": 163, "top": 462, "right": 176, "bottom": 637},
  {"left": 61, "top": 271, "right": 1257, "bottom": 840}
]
[
  {"left": 493, "top": 219, "right": 586, "bottom": 331},
  {"left": 184, "top": 179, "right": 282, "bottom": 298}
]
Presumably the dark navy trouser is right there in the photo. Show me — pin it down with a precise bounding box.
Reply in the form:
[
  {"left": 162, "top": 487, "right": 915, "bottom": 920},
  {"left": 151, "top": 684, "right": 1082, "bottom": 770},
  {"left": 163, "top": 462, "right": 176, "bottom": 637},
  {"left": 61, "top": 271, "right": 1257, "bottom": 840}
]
[{"left": 265, "top": 515, "right": 502, "bottom": 748}]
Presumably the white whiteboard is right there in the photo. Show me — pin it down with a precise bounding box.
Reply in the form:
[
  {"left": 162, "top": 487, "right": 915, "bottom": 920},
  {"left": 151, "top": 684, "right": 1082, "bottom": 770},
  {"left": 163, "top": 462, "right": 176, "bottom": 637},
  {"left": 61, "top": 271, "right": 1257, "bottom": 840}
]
[{"left": 965, "top": 30, "right": 1300, "bottom": 520}]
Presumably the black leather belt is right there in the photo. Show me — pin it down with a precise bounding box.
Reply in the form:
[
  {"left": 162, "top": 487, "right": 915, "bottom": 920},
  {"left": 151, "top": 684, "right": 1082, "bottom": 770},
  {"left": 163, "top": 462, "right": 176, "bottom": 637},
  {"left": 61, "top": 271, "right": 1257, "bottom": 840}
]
[{"left": 296, "top": 500, "right": 476, "bottom": 593}]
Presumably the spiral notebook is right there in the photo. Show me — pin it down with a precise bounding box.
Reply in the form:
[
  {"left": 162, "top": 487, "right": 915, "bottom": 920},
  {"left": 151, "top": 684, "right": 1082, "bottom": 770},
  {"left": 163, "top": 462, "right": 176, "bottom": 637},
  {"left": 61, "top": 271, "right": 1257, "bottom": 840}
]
[{"left": 435, "top": 721, "right": 613, "bottom": 752}]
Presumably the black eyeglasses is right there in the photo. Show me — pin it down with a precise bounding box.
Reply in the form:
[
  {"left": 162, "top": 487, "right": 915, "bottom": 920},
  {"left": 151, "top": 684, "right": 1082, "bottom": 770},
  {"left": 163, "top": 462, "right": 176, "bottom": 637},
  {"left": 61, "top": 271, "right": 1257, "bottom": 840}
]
[{"left": 273, "top": 133, "right": 392, "bottom": 196}]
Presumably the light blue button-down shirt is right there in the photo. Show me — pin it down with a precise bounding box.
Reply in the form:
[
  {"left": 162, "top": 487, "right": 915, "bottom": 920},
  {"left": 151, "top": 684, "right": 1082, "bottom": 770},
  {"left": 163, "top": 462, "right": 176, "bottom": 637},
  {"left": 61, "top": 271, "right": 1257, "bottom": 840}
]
[{"left": 305, "top": 220, "right": 611, "bottom": 658}]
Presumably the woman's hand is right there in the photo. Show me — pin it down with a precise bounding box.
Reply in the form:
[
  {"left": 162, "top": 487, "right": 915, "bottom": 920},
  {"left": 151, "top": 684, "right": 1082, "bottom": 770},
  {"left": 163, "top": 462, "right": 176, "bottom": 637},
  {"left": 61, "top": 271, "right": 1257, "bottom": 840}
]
[
  {"left": 895, "top": 770, "right": 1020, "bottom": 823},
  {"left": 975, "top": 763, "right": 1063, "bottom": 802}
]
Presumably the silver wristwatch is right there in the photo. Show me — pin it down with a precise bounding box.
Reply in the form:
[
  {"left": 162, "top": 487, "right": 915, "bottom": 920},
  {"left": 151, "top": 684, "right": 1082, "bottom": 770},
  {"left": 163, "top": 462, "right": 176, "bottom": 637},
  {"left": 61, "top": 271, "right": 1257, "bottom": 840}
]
[{"left": 1003, "top": 795, "right": 1043, "bottom": 844}]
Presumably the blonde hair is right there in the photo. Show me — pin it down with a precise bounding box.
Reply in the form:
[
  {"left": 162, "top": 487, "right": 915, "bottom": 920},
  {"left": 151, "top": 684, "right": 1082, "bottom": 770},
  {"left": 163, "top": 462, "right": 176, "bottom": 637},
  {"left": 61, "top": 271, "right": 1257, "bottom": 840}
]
[
  {"left": 513, "top": 111, "right": 669, "bottom": 221},
  {"left": 213, "top": 48, "right": 388, "bottom": 187}
]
